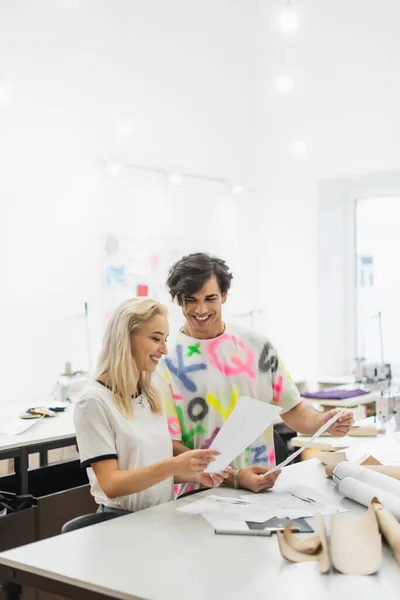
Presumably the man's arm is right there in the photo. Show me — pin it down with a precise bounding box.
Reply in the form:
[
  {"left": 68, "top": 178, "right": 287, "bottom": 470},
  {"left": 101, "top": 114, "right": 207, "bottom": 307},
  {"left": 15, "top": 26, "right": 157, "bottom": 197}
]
[
  {"left": 281, "top": 400, "right": 354, "bottom": 436},
  {"left": 172, "top": 440, "right": 190, "bottom": 455}
]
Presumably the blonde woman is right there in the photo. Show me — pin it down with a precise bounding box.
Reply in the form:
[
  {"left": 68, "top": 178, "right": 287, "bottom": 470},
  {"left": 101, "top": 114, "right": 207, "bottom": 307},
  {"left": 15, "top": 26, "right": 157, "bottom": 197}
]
[{"left": 74, "top": 298, "right": 226, "bottom": 514}]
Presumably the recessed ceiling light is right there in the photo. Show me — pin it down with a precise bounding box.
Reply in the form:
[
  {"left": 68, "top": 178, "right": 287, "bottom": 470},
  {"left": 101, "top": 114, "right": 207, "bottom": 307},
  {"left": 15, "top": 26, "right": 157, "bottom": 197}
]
[
  {"left": 275, "top": 75, "right": 295, "bottom": 93},
  {"left": 0, "top": 81, "right": 12, "bottom": 104},
  {"left": 278, "top": 5, "right": 299, "bottom": 33},
  {"left": 289, "top": 140, "right": 307, "bottom": 157},
  {"left": 115, "top": 119, "right": 136, "bottom": 138},
  {"left": 168, "top": 173, "right": 183, "bottom": 185},
  {"left": 105, "top": 162, "right": 122, "bottom": 176},
  {"left": 231, "top": 184, "right": 244, "bottom": 195}
]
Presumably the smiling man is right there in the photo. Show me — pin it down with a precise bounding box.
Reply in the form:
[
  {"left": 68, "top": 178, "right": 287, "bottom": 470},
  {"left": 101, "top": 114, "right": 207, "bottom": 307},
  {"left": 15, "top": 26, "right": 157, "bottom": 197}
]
[{"left": 161, "top": 252, "right": 354, "bottom": 494}]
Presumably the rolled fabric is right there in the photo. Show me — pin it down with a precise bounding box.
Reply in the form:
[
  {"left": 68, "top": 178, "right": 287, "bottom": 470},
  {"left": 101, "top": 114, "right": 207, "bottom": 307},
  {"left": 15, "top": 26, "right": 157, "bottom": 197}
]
[
  {"left": 339, "top": 477, "right": 400, "bottom": 521},
  {"left": 365, "top": 465, "right": 400, "bottom": 481},
  {"left": 372, "top": 498, "right": 400, "bottom": 565},
  {"left": 333, "top": 461, "right": 400, "bottom": 498}
]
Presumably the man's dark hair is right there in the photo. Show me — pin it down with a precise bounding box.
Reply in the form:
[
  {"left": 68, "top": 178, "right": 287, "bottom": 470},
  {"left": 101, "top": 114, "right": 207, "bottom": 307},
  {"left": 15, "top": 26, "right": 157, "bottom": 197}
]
[{"left": 166, "top": 252, "right": 233, "bottom": 304}]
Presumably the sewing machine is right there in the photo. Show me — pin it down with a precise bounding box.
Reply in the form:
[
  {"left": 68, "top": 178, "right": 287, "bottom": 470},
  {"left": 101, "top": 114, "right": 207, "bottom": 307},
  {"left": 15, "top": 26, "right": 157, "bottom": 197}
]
[
  {"left": 375, "top": 387, "right": 400, "bottom": 431},
  {"left": 53, "top": 368, "right": 88, "bottom": 404},
  {"left": 354, "top": 361, "right": 392, "bottom": 387}
]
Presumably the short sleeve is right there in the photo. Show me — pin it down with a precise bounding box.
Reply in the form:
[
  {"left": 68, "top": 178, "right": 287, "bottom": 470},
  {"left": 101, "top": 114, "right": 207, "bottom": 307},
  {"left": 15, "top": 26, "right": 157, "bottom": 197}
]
[
  {"left": 155, "top": 362, "right": 182, "bottom": 441},
  {"left": 272, "top": 354, "right": 301, "bottom": 414},
  {"left": 256, "top": 335, "right": 301, "bottom": 414},
  {"left": 73, "top": 396, "right": 117, "bottom": 468}
]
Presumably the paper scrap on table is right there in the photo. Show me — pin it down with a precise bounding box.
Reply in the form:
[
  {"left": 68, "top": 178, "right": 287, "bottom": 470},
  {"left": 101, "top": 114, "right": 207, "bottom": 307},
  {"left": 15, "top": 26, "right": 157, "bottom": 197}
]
[
  {"left": 240, "top": 485, "right": 347, "bottom": 518},
  {"left": 267, "top": 410, "right": 345, "bottom": 474},
  {"left": 204, "top": 396, "right": 281, "bottom": 474},
  {"left": 201, "top": 512, "right": 250, "bottom": 532},
  {"left": 0, "top": 416, "right": 44, "bottom": 435},
  {"left": 177, "top": 494, "right": 276, "bottom": 522}
]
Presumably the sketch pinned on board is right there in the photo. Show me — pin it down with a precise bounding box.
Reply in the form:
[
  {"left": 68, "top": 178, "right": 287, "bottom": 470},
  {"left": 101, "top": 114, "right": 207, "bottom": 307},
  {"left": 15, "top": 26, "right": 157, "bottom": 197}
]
[{"left": 99, "top": 233, "right": 203, "bottom": 326}]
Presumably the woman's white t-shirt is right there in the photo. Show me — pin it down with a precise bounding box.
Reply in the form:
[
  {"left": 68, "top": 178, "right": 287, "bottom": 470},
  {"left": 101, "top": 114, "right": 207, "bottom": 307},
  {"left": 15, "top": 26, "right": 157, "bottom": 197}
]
[{"left": 73, "top": 378, "right": 174, "bottom": 512}]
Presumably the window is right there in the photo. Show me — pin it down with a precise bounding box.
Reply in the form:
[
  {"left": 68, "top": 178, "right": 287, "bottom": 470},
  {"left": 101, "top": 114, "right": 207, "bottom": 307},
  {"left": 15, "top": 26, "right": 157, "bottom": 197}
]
[{"left": 355, "top": 197, "right": 400, "bottom": 373}]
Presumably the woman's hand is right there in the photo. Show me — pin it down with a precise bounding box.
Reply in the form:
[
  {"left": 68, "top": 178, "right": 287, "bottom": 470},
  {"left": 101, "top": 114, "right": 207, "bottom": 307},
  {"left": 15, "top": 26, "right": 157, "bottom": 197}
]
[
  {"left": 196, "top": 467, "right": 231, "bottom": 488},
  {"left": 173, "top": 449, "right": 219, "bottom": 480}
]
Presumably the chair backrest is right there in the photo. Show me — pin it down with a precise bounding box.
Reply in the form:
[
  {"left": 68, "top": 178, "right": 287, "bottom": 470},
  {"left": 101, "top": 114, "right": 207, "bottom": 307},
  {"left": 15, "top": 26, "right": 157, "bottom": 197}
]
[
  {"left": 273, "top": 430, "right": 289, "bottom": 465},
  {"left": 61, "top": 511, "right": 120, "bottom": 534}
]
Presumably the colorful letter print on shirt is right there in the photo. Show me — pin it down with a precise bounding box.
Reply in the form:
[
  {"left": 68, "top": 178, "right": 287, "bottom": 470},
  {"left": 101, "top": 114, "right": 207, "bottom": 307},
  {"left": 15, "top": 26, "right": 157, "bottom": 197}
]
[{"left": 161, "top": 323, "right": 301, "bottom": 492}]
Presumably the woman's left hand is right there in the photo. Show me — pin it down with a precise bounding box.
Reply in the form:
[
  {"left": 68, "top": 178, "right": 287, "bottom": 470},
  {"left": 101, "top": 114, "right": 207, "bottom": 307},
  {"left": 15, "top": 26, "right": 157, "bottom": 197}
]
[{"left": 196, "top": 467, "right": 231, "bottom": 488}]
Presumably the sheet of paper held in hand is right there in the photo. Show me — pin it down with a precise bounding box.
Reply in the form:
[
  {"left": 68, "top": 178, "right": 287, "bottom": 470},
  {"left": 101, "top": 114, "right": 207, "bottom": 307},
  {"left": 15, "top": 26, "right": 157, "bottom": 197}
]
[
  {"left": 267, "top": 409, "right": 345, "bottom": 474},
  {"left": 204, "top": 396, "right": 282, "bottom": 474}
]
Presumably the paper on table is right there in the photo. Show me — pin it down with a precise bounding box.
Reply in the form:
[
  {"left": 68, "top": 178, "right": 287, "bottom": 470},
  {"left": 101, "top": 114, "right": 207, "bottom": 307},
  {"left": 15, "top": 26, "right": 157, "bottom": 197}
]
[
  {"left": 177, "top": 495, "right": 276, "bottom": 522},
  {"left": 0, "top": 415, "right": 44, "bottom": 435},
  {"left": 267, "top": 410, "right": 345, "bottom": 474},
  {"left": 201, "top": 512, "right": 250, "bottom": 532},
  {"left": 204, "top": 396, "right": 281, "bottom": 473},
  {"left": 240, "top": 485, "right": 347, "bottom": 518}
]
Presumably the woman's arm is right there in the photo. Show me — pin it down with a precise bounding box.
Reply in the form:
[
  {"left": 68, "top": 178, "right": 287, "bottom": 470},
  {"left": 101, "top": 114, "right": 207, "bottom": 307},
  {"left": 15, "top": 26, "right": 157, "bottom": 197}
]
[{"left": 92, "top": 449, "right": 219, "bottom": 498}]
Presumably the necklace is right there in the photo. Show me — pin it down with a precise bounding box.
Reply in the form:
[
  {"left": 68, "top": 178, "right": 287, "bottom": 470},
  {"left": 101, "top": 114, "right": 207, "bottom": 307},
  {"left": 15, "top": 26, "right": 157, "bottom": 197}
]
[{"left": 180, "top": 322, "right": 226, "bottom": 338}]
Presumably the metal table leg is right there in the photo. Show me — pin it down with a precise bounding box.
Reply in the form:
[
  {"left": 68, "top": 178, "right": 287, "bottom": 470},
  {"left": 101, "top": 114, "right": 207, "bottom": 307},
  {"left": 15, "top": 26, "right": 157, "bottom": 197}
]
[
  {"left": 14, "top": 449, "right": 29, "bottom": 495},
  {"left": 4, "top": 581, "right": 22, "bottom": 600},
  {"left": 39, "top": 450, "right": 48, "bottom": 467}
]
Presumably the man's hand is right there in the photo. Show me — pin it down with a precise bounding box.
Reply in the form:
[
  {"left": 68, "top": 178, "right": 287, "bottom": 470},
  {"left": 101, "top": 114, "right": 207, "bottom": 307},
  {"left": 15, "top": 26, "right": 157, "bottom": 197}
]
[
  {"left": 237, "top": 465, "right": 281, "bottom": 493},
  {"left": 323, "top": 409, "right": 355, "bottom": 437}
]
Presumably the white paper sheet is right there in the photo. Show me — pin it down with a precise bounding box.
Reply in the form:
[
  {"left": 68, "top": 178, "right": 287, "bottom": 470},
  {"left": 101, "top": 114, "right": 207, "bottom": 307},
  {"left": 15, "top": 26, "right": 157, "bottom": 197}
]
[
  {"left": 204, "top": 396, "right": 281, "bottom": 473},
  {"left": 240, "top": 484, "right": 346, "bottom": 518},
  {"left": 201, "top": 512, "right": 250, "bottom": 532},
  {"left": 345, "top": 433, "right": 400, "bottom": 464},
  {"left": 177, "top": 495, "right": 276, "bottom": 522},
  {"left": 0, "top": 416, "right": 44, "bottom": 435},
  {"left": 267, "top": 410, "right": 345, "bottom": 474}
]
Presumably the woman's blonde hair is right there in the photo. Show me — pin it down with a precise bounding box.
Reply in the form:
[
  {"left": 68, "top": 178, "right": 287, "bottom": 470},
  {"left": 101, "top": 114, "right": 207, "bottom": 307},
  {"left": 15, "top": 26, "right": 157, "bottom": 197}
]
[{"left": 96, "top": 298, "right": 168, "bottom": 418}]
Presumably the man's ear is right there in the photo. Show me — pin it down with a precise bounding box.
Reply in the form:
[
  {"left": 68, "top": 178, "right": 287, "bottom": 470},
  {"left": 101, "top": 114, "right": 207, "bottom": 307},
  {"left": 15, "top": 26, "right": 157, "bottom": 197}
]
[{"left": 221, "top": 293, "right": 227, "bottom": 305}]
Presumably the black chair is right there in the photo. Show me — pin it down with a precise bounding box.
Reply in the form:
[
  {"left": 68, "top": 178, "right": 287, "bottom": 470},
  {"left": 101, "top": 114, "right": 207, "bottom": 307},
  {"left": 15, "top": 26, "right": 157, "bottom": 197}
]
[
  {"left": 61, "top": 511, "right": 120, "bottom": 534},
  {"left": 273, "top": 429, "right": 288, "bottom": 465}
]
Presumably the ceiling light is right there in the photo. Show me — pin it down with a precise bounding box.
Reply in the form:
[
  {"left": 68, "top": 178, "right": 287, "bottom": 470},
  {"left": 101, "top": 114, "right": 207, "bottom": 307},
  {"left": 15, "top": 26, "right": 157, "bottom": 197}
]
[
  {"left": 231, "top": 184, "right": 244, "bottom": 195},
  {"left": 278, "top": 4, "right": 299, "bottom": 33},
  {"left": 168, "top": 173, "right": 183, "bottom": 185},
  {"left": 105, "top": 162, "right": 122, "bottom": 176},
  {"left": 0, "top": 81, "right": 12, "bottom": 104},
  {"left": 115, "top": 119, "right": 136, "bottom": 138},
  {"left": 275, "top": 75, "right": 295, "bottom": 93},
  {"left": 289, "top": 140, "right": 307, "bottom": 157}
]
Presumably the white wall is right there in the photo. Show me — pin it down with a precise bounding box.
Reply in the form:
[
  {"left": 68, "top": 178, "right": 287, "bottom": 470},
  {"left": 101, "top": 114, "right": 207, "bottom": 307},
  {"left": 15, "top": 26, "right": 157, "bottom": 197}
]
[
  {"left": 253, "top": 0, "right": 400, "bottom": 378},
  {"left": 0, "top": 0, "right": 260, "bottom": 407},
  {"left": 3, "top": 0, "right": 400, "bottom": 406}
]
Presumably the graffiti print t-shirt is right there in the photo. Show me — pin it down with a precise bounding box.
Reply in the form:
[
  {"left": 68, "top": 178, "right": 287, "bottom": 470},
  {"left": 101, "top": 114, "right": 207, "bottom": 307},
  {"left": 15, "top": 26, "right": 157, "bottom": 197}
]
[{"left": 161, "top": 323, "right": 301, "bottom": 492}]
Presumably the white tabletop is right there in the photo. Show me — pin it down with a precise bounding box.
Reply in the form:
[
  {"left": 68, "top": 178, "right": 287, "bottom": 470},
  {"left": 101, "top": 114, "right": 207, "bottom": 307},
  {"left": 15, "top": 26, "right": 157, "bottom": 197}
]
[
  {"left": 0, "top": 406, "right": 75, "bottom": 452},
  {"left": 0, "top": 459, "right": 399, "bottom": 600}
]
